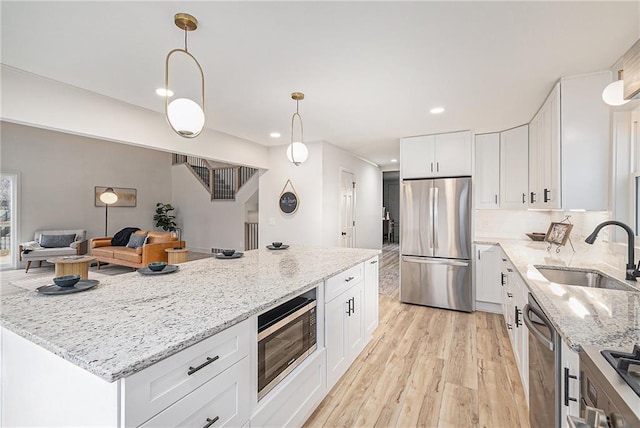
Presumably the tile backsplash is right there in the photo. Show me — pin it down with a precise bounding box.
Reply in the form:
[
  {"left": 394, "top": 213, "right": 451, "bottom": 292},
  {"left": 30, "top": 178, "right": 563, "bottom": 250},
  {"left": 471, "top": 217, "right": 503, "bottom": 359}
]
[{"left": 476, "top": 210, "right": 640, "bottom": 272}]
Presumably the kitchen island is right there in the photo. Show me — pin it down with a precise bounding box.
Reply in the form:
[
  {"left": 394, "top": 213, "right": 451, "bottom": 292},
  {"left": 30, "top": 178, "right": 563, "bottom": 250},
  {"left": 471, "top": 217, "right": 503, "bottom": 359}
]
[{"left": 1, "top": 246, "right": 380, "bottom": 427}]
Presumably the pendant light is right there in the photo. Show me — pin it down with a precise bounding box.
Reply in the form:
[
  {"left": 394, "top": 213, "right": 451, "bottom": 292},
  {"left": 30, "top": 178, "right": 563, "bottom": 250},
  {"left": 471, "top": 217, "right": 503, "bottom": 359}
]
[
  {"left": 164, "top": 13, "right": 205, "bottom": 138},
  {"left": 287, "top": 92, "right": 309, "bottom": 166},
  {"left": 602, "top": 70, "right": 630, "bottom": 106}
]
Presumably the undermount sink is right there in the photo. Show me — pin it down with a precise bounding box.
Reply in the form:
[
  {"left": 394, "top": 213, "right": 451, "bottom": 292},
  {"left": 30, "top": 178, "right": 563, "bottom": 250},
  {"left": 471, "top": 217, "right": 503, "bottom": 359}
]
[{"left": 534, "top": 266, "right": 638, "bottom": 292}]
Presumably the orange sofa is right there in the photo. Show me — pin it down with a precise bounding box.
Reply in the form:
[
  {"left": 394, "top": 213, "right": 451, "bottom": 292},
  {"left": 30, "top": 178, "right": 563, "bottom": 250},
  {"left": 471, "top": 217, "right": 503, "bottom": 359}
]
[{"left": 90, "top": 231, "right": 184, "bottom": 269}]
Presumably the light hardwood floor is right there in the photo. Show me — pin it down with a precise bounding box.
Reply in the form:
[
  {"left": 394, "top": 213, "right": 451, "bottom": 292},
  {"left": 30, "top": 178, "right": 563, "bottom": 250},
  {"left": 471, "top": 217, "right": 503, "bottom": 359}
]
[{"left": 304, "top": 292, "right": 530, "bottom": 428}]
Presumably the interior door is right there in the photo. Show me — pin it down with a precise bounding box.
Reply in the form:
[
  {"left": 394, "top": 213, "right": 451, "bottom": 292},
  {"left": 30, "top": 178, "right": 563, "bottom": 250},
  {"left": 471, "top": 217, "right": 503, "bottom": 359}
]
[{"left": 340, "top": 171, "right": 355, "bottom": 248}]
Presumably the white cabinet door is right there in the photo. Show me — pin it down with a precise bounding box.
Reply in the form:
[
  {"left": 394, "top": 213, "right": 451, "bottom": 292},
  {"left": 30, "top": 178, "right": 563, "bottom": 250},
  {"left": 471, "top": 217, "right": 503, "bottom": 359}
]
[
  {"left": 434, "top": 131, "right": 472, "bottom": 177},
  {"left": 560, "top": 72, "right": 611, "bottom": 210},
  {"left": 325, "top": 294, "right": 349, "bottom": 389},
  {"left": 500, "top": 125, "right": 529, "bottom": 209},
  {"left": 529, "top": 84, "right": 561, "bottom": 209},
  {"left": 475, "top": 244, "right": 502, "bottom": 309},
  {"left": 346, "top": 281, "right": 365, "bottom": 358},
  {"left": 474, "top": 133, "right": 500, "bottom": 209},
  {"left": 560, "top": 340, "right": 581, "bottom": 427},
  {"left": 400, "top": 135, "right": 436, "bottom": 179},
  {"left": 364, "top": 256, "right": 379, "bottom": 338}
]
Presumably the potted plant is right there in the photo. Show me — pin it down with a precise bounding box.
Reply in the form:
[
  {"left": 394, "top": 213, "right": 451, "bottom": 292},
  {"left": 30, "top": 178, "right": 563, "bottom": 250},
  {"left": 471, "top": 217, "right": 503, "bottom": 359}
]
[
  {"left": 154, "top": 203, "right": 183, "bottom": 249},
  {"left": 154, "top": 203, "right": 176, "bottom": 231}
]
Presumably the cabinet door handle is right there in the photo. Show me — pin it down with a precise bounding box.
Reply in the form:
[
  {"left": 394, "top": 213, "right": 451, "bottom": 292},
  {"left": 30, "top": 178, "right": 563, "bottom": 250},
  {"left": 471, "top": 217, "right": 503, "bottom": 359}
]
[
  {"left": 350, "top": 297, "right": 355, "bottom": 314},
  {"left": 346, "top": 300, "right": 351, "bottom": 316},
  {"left": 188, "top": 355, "right": 220, "bottom": 376},
  {"left": 477, "top": 250, "right": 481, "bottom": 261},
  {"left": 495, "top": 194, "right": 498, "bottom": 204},
  {"left": 501, "top": 273, "right": 506, "bottom": 286},
  {"left": 344, "top": 276, "right": 355, "bottom": 282},
  {"left": 370, "top": 260, "right": 378, "bottom": 264},
  {"left": 530, "top": 192, "right": 536, "bottom": 203},
  {"left": 507, "top": 268, "right": 513, "bottom": 272},
  {"left": 203, "top": 416, "right": 220, "bottom": 428},
  {"left": 564, "top": 367, "right": 578, "bottom": 407},
  {"left": 522, "top": 193, "right": 526, "bottom": 204},
  {"left": 544, "top": 188, "right": 551, "bottom": 203},
  {"left": 430, "top": 162, "right": 434, "bottom": 172},
  {"left": 436, "top": 162, "right": 440, "bottom": 172},
  {"left": 506, "top": 323, "right": 513, "bottom": 330},
  {"left": 515, "top": 306, "right": 522, "bottom": 327}
]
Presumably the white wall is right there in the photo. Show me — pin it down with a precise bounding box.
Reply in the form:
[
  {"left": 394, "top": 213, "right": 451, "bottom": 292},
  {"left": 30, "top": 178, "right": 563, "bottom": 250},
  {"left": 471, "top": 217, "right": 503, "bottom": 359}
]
[
  {"left": 258, "top": 142, "right": 382, "bottom": 250},
  {"left": 1, "top": 65, "right": 269, "bottom": 170},
  {"left": 321, "top": 143, "right": 382, "bottom": 249},
  {"left": 171, "top": 165, "right": 259, "bottom": 253},
  {"left": 258, "top": 143, "right": 324, "bottom": 247},
  {"left": 1, "top": 122, "right": 172, "bottom": 244}
]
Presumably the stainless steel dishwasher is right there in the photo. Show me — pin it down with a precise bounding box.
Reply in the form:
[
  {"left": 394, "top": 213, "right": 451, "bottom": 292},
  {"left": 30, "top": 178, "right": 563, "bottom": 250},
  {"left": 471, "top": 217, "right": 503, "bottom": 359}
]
[{"left": 523, "top": 293, "right": 560, "bottom": 428}]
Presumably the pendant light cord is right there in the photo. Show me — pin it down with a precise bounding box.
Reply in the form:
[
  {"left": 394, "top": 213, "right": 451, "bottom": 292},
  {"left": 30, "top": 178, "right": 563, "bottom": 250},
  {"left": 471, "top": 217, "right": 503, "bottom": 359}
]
[{"left": 184, "top": 27, "right": 188, "bottom": 52}]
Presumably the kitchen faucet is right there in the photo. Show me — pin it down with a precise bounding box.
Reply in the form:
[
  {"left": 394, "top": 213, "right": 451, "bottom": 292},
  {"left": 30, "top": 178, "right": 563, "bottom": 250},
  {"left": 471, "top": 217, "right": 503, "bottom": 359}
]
[{"left": 585, "top": 220, "right": 639, "bottom": 281}]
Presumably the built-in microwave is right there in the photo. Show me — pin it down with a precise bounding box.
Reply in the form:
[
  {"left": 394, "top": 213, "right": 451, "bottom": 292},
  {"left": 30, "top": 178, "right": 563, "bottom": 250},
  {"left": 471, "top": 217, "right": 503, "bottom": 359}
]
[{"left": 257, "top": 294, "right": 317, "bottom": 400}]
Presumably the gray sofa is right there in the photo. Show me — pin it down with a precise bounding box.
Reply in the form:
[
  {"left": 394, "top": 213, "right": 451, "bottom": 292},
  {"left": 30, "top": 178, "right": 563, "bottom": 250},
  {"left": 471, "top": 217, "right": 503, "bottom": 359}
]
[{"left": 20, "top": 229, "right": 88, "bottom": 272}]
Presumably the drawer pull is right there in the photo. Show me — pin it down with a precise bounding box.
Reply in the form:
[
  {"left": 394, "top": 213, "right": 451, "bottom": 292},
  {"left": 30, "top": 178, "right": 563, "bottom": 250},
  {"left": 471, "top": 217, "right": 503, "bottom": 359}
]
[
  {"left": 188, "top": 355, "right": 220, "bottom": 376},
  {"left": 370, "top": 260, "right": 378, "bottom": 264},
  {"left": 344, "top": 276, "right": 355, "bottom": 282},
  {"left": 203, "top": 416, "right": 219, "bottom": 428},
  {"left": 507, "top": 292, "right": 513, "bottom": 298}
]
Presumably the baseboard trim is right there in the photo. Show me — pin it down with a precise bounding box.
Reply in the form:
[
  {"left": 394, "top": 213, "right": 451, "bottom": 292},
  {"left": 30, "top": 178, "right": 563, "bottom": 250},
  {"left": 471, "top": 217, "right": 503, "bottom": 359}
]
[{"left": 475, "top": 301, "right": 502, "bottom": 314}]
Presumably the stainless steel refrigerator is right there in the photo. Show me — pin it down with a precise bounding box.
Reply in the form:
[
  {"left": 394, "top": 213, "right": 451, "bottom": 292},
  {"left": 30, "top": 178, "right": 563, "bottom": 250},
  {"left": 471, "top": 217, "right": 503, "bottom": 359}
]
[{"left": 399, "top": 177, "right": 472, "bottom": 312}]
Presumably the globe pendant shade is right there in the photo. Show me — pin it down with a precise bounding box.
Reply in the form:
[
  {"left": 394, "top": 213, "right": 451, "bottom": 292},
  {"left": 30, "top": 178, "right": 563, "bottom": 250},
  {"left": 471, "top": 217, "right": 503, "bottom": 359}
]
[
  {"left": 287, "top": 142, "right": 309, "bottom": 166},
  {"left": 602, "top": 80, "right": 629, "bottom": 106},
  {"left": 167, "top": 98, "right": 205, "bottom": 137}
]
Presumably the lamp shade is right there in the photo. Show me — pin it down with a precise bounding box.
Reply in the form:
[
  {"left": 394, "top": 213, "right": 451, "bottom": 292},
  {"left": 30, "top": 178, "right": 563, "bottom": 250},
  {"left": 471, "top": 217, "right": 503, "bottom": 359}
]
[
  {"left": 167, "top": 98, "right": 205, "bottom": 137},
  {"left": 286, "top": 142, "right": 309, "bottom": 166},
  {"left": 99, "top": 188, "right": 118, "bottom": 205},
  {"left": 602, "top": 80, "right": 630, "bottom": 106}
]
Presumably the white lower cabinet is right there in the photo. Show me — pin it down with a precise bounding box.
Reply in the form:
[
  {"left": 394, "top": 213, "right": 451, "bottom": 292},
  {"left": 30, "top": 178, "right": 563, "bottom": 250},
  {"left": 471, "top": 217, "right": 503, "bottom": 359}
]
[
  {"left": 364, "top": 256, "right": 379, "bottom": 338},
  {"left": 141, "top": 357, "right": 250, "bottom": 427},
  {"left": 326, "top": 279, "right": 365, "bottom": 389},
  {"left": 560, "top": 340, "right": 580, "bottom": 427},
  {"left": 474, "top": 244, "right": 502, "bottom": 312}
]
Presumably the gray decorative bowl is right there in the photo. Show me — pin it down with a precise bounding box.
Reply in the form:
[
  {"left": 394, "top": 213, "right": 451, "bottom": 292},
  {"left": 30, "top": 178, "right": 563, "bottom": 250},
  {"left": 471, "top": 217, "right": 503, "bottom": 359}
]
[
  {"left": 53, "top": 274, "right": 81, "bottom": 288},
  {"left": 272, "top": 242, "right": 283, "bottom": 248},
  {"left": 222, "top": 249, "right": 236, "bottom": 257},
  {"left": 148, "top": 261, "right": 167, "bottom": 272}
]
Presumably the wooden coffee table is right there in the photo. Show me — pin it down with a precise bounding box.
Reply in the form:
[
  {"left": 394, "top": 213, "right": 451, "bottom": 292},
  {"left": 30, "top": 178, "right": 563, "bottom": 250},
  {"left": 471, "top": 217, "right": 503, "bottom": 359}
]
[
  {"left": 165, "top": 248, "right": 188, "bottom": 264},
  {"left": 46, "top": 256, "right": 97, "bottom": 280}
]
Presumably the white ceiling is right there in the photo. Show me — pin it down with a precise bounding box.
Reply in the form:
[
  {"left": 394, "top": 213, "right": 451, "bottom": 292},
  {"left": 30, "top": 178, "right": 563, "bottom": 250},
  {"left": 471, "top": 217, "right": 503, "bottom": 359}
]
[{"left": 2, "top": 1, "right": 638, "bottom": 167}]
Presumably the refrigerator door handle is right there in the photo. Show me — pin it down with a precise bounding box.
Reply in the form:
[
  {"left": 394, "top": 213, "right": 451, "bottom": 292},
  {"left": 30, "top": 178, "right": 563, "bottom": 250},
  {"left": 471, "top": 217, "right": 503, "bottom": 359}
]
[
  {"left": 433, "top": 186, "right": 439, "bottom": 249},
  {"left": 401, "top": 256, "right": 469, "bottom": 267},
  {"left": 428, "top": 186, "right": 435, "bottom": 250}
]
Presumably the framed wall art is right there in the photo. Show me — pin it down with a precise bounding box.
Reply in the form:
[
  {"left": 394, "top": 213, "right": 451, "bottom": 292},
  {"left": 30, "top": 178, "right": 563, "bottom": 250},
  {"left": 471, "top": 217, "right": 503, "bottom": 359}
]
[{"left": 544, "top": 222, "right": 573, "bottom": 246}]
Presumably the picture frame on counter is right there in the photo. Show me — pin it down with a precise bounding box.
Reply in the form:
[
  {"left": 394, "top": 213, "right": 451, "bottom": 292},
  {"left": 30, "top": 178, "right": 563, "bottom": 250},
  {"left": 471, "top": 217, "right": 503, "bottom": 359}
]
[{"left": 545, "top": 222, "right": 573, "bottom": 246}]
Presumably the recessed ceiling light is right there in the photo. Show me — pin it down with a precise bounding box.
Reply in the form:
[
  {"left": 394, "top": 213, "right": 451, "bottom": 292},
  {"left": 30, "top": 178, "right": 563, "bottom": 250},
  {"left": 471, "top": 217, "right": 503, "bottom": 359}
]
[
  {"left": 156, "top": 88, "right": 174, "bottom": 97},
  {"left": 270, "top": 132, "right": 281, "bottom": 138},
  {"left": 391, "top": 159, "right": 398, "bottom": 163},
  {"left": 430, "top": 107, "right": 444, "bottom": 114}
]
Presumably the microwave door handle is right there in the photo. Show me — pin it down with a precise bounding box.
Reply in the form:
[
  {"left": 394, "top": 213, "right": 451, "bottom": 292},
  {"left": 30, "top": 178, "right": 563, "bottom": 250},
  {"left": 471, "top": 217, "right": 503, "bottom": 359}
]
[{"left": 522, "top": 304, "right": 554, "bottom": 351}]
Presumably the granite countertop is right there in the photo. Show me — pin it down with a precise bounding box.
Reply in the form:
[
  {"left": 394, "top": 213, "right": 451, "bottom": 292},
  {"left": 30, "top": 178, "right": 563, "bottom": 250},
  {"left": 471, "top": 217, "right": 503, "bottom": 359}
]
[
  {"left": 476, "top": 238, "right": 640, "bottom": 351},
  {"left": 0, "top": 246, "right": 380, "bottom": 382}
]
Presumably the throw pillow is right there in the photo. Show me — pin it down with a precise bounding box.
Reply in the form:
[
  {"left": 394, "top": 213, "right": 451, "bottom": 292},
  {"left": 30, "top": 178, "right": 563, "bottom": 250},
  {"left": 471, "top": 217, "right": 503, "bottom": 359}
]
[
  {"left": 39, "top": 234, "right": 76, "bottom": 248},
  {"left": 111, "top": 227, "right": 140, "bottom": 246},
  {"left": 126, "top": 233, "right": 148, "bottom": 249}
]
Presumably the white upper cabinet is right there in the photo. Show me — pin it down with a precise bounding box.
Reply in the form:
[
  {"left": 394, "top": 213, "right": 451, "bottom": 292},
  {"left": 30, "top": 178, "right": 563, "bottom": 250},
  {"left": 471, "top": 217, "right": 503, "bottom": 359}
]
[
  {"left": 500, "top": 125, "right": 529, "bottom": 209},
  {"left": 475, "top": 133, "right": 500, "bottom": 209},
  {"left": 528, "top": 72, "right": 611, "bottom": 210},
  {"left": 560, "top": 72, "right": 611, "bottom": 210},
  {"left": 400, "top": 131, "right": 472, "bottom": 179},
  {"left": 529, "top": 83, "right": 561, "bottom": 209}
]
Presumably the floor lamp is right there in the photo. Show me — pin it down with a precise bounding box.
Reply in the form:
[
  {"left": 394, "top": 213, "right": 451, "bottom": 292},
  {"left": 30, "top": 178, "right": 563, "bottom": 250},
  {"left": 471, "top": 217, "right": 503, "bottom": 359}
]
[{"left": 100, "top": 188, "right": 118, "bottom": 237}]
